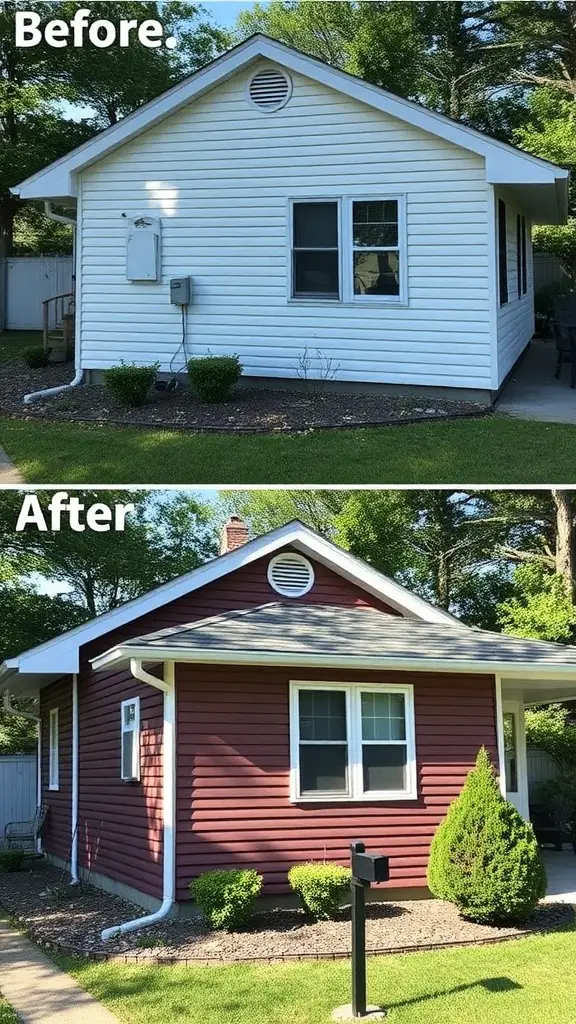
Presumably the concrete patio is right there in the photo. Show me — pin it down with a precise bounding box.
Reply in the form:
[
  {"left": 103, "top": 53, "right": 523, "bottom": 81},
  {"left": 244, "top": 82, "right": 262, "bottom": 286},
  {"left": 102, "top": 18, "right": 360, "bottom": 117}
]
[
  {"left": 497, "top": 340, "right": 576, "bottom": 424},
  {"left": 542, "top": 848, "right": 576, "bottom": 904}
]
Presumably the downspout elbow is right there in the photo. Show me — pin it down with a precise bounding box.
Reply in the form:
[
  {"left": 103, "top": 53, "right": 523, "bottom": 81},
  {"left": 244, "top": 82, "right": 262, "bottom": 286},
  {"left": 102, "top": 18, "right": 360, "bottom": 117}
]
[{"left": 101, "top": 896, "right": 174, "bottom": 941}]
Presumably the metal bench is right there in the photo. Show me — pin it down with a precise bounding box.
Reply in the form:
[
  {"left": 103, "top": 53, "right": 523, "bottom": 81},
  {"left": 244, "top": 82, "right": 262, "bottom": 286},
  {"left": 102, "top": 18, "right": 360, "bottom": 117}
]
[{"left": 4, "top": 804, "right": 48, "bottom": 854}]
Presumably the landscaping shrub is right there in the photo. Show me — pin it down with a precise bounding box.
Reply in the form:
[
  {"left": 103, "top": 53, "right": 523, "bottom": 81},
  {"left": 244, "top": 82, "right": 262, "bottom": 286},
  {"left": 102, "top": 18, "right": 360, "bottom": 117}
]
[
  {"left": 427, "top": 747, "right": 547, "bottom": 924},
  {"left": 187, "top": 354, "right": 242, "bottom": 403},
  {"left": 103, "top": 362, "right": 159, "bottom": 407},
  {"left": 190, "top": 868, "right": 262, "bottom": 930},
  {"left": 0, "top": 848, "right": 25, "bottom": 872},
  {"left": 288, "top": 862, "right": 351, "bottom": 920},
  {"left": 21, "top": 345, "right": 50, "bottom": 368}
]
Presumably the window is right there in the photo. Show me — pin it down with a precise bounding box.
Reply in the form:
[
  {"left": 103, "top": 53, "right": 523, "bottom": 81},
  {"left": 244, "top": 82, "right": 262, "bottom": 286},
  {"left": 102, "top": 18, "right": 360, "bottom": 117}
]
[
  {"left": 121, "top": 697, "right": 141, "bottom": 782},
  {"left": 48, "top": 708, "right": 59, "bottom": 791},
  {"left": 521, "top": 215, "right": 527, "bottom": 296},
  {"left": 290, "top": 682, "right": 416, "bottom": 801},
  {"left": 290, "top": 196, "right": 405, "bottom": 303},
  {"left": 504, "top": 711, "right": 518, "bottom": 793},
  {"left": 498, "top": 199, "right": 508, "bottom": 306},
  {"left": 292, "top": 201, "right": 340, "bottom": 299},
  {"left": 352, "top": 200, "right": 400, "bottom": 297},
  {"left": 516, "top": 214, "right": 522, "bottom": 300}
]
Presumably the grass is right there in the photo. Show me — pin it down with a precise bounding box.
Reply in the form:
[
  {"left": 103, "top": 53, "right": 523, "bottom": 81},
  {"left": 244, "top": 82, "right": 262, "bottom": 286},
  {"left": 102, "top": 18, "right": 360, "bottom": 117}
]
[
  {"left": 0, "top": 996, "right": 19, "bottom": 1024},
  {"left": 54, "top": 929, "right": 576, "bottom": 1024},
  {"left": 0, "top": 331, "right": 41, "bottom": 364},
  {"left": 2, "top": 415, "right": 576, "bottom": 484}
]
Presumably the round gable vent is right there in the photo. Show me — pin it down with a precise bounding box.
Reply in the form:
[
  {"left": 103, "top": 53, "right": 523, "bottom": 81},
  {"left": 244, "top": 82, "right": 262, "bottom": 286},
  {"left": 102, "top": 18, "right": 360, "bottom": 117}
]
[
  {"left": 248, "top": 68, "right": 292, "bottom": 111},
  {"left": 267, "top": 552, "right": 314, "bottom": 597}
]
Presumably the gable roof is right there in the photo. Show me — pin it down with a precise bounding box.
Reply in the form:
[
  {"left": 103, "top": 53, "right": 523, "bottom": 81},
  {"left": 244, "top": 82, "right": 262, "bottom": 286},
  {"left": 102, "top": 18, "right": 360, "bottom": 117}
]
[
  {"left": 0, "top": 519, "right": 457, "bottom": 691},
  {"left": 12, "top": 33, "right": 568, "bottom": 222},
  {"left": 92, "top": 601, "right": 576, "bottom": 676}
]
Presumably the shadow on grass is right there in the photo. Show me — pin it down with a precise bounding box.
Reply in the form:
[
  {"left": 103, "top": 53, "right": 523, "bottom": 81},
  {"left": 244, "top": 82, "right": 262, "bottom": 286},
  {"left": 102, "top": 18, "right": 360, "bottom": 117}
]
[{"left": 387, "top": 975, "right": 522, "bottom": 1012}]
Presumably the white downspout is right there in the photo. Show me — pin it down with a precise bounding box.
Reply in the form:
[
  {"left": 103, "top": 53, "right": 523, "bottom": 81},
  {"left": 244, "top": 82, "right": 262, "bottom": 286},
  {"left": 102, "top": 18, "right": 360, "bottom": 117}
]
[
  {"left": 24, "top": 201, "right": 83, "bottom": 404},
  {"left": 71, "top": 674, "right": 79, "bottom": 884},
  {"left": 101, "top": 660, "right": 176, "bottom": 941},
  {"left": 2, "top": 690, "right": 42, "bottom": 853},
  {"left": 494, "top": 674, "right": 507, "bottom": 798}
]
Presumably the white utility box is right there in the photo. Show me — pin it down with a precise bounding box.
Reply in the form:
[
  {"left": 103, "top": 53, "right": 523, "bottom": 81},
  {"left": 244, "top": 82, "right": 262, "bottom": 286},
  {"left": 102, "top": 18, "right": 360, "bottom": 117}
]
[{"left": 126, "top": 215, "right": 161, "bottom": 281}]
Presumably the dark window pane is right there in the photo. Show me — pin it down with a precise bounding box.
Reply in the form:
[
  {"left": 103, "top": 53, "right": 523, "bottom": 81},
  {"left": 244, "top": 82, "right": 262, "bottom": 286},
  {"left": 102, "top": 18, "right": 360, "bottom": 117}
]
[
  {"left": 354, "top": 251, "right": 399, "bottom": 296},
  {"left": 516, "top": 214, "right": 522, "bottom": 300},
  {"left": 362, "top": 744, "right": 407, "bottom": 792},
  {"left": 294, "top": 202, "right": 338, "bottom": 249},
  {"left": 300, "top": 744, "right": 348, "bottom": 794},
  {"left": 521, "top": 216, "right": 527, "bottom": 295},
  {"left": 361, "top": 692, "right": 405, "bottom": 741},
  {"left": 294, "top": 251, "right": 339, "bottom": 298},
  {"left": 498, "top": 199, "right": 508, "bottom": 305},
  {"left": 353, "top": 201, "right": 398, "bottom": 247},
  {"left": 299, "top": 690, "right": 346, "bottom": 740}
]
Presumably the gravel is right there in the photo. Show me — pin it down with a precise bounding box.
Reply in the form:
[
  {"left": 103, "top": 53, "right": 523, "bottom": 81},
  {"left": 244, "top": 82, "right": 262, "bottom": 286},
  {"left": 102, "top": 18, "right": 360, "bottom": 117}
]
[
  {"left": 0, "top": 358, "right": 488, "bottom": 433},
  {"left": 0, "top": 862, "right": 571, "bottom": 964}
]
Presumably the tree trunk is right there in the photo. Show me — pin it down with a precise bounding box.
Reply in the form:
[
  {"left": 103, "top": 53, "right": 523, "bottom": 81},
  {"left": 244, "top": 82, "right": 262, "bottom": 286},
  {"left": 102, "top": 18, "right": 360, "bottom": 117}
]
[
  {"left": 553, "top": 490, "right": 574, "bottom": 600},
  {"left": 436, "top": 551, "right": 451, "bottom": 609}
]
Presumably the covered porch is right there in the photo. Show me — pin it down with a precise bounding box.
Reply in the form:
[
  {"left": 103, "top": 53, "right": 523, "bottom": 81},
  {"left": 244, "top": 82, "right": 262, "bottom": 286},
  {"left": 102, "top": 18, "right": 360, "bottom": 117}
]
[{"left": 497, "top": 339, "right": 576, "bottom": 424}]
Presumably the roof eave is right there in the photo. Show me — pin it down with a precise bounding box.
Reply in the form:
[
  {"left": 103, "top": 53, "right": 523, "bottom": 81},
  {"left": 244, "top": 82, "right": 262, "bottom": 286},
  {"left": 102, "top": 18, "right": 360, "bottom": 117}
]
[{"left": 90, "top": 644, "right": 576, "bottom": 680}]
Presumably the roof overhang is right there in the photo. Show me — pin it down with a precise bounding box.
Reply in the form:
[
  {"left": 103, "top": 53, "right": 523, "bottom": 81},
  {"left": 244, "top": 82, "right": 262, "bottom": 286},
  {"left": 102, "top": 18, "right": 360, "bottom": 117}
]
[
  {"left": 11, "top": 34, "right": 569, "bottom": 223},
  {"left": 0, "top": 520, "right": 458, "bottom": 685},
  {"left": 91, "top": 644, "right": 576, "bottom": 681}
]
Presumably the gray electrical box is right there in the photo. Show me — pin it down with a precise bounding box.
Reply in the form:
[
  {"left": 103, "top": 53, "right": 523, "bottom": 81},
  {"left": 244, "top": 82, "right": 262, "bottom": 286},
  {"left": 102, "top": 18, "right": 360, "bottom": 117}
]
[{"left": 170, "top": 277, "right": 191, "bottom": 305}]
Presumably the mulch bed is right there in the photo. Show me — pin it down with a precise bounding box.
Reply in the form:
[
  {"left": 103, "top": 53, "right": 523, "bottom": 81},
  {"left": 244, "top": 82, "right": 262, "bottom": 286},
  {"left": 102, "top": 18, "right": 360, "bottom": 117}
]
[
  {"left": 0, "top": 862, "right": 572, "bottom": 966},
  {"left": 0, "top": 357, "right": 489, "bottom": 434}
]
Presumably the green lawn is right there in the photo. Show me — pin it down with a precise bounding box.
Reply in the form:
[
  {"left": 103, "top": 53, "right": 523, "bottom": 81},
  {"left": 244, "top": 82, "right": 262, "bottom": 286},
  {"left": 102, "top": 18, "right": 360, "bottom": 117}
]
[
  {"left": 0, "top": 331, "right": 41, "bottom": 364},
  {"left": 55, "top": 929, "right": 576, "bottom": 1024},
  {"left": 1, "top": 414, "right": 576, "bottom": 484}
]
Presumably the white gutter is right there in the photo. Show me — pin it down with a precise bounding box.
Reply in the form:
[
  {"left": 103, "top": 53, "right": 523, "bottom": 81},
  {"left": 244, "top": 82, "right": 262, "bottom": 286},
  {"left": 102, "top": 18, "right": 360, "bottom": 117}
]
[
  {"left": 24, "top": 198, "right": 83, "bottom": 404},
  {"left": 494, "top": 674, "right": 507, "bottom": 799},
  {"left": 91, "top": 645, "right": 576, "bottom": 681},
  {"left": 71, "top": 674, "right": 79, "bottom": 884},
  {"left": 101, "top": 661, "right": 176, "bottom": 941}
]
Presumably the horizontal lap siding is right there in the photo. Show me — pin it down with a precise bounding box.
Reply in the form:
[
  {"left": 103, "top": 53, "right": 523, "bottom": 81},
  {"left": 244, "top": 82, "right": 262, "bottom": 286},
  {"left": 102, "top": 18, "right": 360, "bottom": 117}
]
[
  {"left": 80, "top": 64, "right": 491, "bottom": 389},
  {"left": 40, "top": 678, "right": 72, "bottom": 862},
  {"left": 77, "top": 549, "right": 392, "bottom": 895},
  {"left": 175, "top": 666, "right": 497, "bottom": 899},
  {"left": 497, "top": 189, "right": 534, "bottom": 383}
]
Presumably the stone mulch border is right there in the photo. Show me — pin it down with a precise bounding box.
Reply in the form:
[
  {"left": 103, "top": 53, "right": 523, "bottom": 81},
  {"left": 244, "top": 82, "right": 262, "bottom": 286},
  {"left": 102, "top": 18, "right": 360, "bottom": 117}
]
[
  {"left": 3, "top": 903, "right": 573, "bottom": 968},
  {"left": 2, "top": 404, "right": 493, "bottom": 436}
]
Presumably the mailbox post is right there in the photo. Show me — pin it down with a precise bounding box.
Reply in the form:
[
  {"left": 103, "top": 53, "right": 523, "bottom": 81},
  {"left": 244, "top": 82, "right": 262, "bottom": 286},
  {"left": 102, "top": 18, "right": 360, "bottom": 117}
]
[{"left": 332, "top": 841, "right": 389, "bottom": 1020}]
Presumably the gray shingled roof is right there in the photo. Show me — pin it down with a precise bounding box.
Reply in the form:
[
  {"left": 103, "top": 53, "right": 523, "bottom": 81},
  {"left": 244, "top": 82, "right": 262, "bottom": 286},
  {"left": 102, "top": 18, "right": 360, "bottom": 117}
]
[{"left": 118, "top": 602, "right": 576, "bottom": 667}]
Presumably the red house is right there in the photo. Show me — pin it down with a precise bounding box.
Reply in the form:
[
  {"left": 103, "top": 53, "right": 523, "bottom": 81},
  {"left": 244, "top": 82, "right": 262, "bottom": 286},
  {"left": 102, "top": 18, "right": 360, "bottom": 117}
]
[{"left": 3, "top": 518, "right": 576, "bottom": 940}]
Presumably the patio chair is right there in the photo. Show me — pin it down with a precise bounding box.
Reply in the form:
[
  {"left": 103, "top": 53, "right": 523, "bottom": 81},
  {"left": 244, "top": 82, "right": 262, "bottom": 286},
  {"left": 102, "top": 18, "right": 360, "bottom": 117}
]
[
  {"left": 4, "top": 804, "right": 48, "bottom": 854},
  {"left": 552, "top": 297, "right": 576, "bottom": 388}
]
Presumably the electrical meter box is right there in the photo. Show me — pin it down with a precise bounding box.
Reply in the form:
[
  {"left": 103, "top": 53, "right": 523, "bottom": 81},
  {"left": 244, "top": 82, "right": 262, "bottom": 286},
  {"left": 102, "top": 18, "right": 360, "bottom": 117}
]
[
  {"left": 126, "top": 216, "right": 161, "bottom": 281},
  {"left": 170, "top": 277, "right": 192, "bottom": 305}
]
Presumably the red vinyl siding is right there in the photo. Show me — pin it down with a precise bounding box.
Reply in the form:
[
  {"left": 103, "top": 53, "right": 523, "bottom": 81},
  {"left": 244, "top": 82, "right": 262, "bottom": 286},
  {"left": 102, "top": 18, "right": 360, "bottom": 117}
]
[
  {"left": 175, "top": 666, "right": 497, "bottom": 900},
  {"left": 40, "top": 677, "right": 72, "bottom": 863},
  {"left": 76, "top": 548, "right": 392, "bottom": 899}
]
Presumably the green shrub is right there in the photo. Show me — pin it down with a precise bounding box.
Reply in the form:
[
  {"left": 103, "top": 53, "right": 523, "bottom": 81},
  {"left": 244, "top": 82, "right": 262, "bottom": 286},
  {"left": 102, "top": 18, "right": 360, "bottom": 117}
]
[
  {"left": 190, "top": 868, "right": 262, "bottom": 930},
  {"left": 288, "top": 862, "right": 351, "bottom": 920},
  {"left": 187, "top": 354, "right": 242, "bottom": 403},
  {"left": 22, "top": 345, "right": 51, "bottom": 368},
  {"left": 0, "top": 848, "right": 25, "bottom": 872},
  {"left": 103, "top": 362, "right": 159, "bottom": 407},
  {"left": 427, "top": 747, "right": 547, "bottom": 924}
]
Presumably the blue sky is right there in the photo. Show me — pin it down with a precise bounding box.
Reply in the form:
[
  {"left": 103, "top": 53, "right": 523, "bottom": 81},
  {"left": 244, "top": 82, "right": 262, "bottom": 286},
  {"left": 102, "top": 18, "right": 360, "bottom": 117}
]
[{"left": 206, "top": 1, "right": 266, "bottom": 28}]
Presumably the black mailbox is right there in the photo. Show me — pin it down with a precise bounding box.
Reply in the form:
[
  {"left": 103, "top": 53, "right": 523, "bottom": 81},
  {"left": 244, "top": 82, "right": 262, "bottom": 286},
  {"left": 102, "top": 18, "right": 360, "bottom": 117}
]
[{"left": 351, "top": 849, "right": 389, "bottom": 884}]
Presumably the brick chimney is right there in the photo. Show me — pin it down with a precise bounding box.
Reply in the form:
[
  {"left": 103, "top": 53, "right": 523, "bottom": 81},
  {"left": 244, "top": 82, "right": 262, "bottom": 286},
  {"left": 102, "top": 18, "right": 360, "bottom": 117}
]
[{"left": 220, "top": 515, "right": 249, "bottom": 555}]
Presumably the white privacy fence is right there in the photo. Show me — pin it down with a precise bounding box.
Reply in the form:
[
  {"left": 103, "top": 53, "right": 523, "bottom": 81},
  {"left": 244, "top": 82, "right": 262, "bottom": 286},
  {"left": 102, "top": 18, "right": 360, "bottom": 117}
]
[
  {"left": 2, "top": 257, "right": 74, "bottom": 330},
  {"left": 0, "top": 755, "right": 37, "bottom": 836}
]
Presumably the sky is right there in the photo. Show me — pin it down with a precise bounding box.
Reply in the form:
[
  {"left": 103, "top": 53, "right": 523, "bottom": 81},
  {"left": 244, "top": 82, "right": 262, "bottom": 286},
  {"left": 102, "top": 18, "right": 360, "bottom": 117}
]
[{"left": 205, "top": 1, "right": 266, "bottom": 28}]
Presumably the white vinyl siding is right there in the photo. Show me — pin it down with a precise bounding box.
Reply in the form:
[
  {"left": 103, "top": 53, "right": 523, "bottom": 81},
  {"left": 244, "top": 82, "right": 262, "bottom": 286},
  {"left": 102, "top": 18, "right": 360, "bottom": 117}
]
[
  {"left": 496, "top": 188, "right": 534, "bottom": 385},
  {"left": 79, "top": 63, "right": 492, "bottom": 390},
  {"left": 48, "top": 708, "right": 59, "bottom": 791}
]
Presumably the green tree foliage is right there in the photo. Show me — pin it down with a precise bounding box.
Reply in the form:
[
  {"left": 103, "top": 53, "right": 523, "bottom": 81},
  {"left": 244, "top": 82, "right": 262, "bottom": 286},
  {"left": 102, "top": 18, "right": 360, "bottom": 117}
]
[
  {"left": 525, "top": 704, "right": 576, "bottom": 769},
  {"left": 427, "top": 747, "right": 547, "bottom": 923},
  {"left": 497, "top": 563, "right": 576, "bottom": 642}
]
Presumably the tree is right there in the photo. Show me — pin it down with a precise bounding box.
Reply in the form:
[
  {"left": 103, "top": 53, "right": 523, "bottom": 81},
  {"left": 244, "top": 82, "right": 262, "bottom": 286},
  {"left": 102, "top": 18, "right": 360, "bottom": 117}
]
[
  {"left": 499, "top": 0, "right": 576, "bottom": 96},
  {"left": 497, "top": 562, "right": 576, "bottom": 642},
  {"left": 525, "top": 703, "right": 576, "bottom": 770},
  {"left": 4, "top": 490, "right": 217, "bottom": 616},
  {"left": 427, "top": 747, "right": 546, "bottom": 922}
]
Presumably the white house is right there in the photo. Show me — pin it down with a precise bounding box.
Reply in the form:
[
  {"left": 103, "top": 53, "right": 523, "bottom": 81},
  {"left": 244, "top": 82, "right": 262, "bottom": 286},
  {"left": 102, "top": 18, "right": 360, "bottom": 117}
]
[{"left": 13, "top": 35, "right": 569, "bottom": 402}]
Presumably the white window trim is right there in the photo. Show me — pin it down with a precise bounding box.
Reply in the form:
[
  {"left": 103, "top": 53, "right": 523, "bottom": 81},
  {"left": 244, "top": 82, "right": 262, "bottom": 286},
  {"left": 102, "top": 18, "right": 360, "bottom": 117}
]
[
  {"left": 48, "top": 707, "right": 59, "bottom": 792},
  {"left": 287, "top": 195, "right": 407, "bottom": 307},
  {"left": 289, "top": 680, "right": 417, "bottom": 803},
  {"left": 120, "top": 696, "right": 141, "bottom": 782}
]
